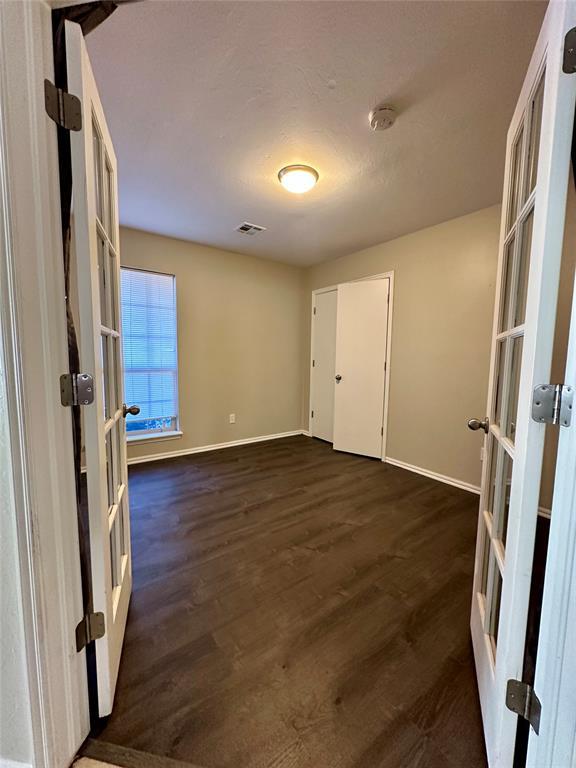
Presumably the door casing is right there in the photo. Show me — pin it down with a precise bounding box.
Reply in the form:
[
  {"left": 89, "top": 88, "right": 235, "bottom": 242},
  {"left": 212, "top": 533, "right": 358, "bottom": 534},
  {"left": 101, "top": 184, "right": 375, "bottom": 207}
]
[{"left": 0, "top": 2, "right": 90, "bottom": 767}]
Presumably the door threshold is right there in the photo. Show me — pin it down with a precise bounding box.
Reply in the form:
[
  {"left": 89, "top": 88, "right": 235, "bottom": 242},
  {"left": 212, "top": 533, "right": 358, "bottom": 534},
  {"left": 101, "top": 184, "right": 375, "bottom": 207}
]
[{"left": 80, "top": 738, "right": 207, "bottom": 768}]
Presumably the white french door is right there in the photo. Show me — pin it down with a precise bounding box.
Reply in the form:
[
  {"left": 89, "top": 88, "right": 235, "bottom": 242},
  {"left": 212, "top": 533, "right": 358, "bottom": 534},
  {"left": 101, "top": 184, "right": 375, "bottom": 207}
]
[
  {"left": 333, "top": 279, "right": 389, "bottom": 458},
  {"left": 67, "top": 20, "right": 133, "bottom": 717},
  {"left": 470, "top": 3, "right": 576, "bottom": 765}
]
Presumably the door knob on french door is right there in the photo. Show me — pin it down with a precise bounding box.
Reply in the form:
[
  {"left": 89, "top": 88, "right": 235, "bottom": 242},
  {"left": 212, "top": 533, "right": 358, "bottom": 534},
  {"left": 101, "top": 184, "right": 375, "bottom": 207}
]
[
  {"left": 123, "top": 404, "right": 140, "bottom": 418},
  {"left": 468, "top": 417, "right": 489, "bottom": 434},
  {"left": 335, "top": 374, "right": 342, "bottom": 383}
]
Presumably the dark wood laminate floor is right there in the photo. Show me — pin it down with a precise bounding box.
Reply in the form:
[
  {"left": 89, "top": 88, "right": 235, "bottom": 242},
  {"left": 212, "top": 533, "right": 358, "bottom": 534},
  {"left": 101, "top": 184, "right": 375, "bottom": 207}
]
[{"left": 95, "top": 436, "right": 487, "bottom": 768}]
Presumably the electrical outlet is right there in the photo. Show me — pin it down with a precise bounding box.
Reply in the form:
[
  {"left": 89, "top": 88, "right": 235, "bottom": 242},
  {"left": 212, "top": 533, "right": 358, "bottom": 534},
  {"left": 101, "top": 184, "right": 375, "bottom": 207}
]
[{"left": 229, "top": 413, "right": 236, "bottom": 424}]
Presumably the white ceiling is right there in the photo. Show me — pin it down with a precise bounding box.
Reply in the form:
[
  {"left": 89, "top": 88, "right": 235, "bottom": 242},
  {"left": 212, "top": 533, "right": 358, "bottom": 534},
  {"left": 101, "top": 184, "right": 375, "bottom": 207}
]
[{"left": 87, "top": 0, "right": 546, "bottom": 266}]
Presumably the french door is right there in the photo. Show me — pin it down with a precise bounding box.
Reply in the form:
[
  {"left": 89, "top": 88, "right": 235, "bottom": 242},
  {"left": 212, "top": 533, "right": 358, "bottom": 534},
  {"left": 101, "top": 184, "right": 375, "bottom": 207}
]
[
  {"left": 470, "top": 3, "right": 576, "bottom": 765},
  {"left": 67, "top": 20, "right": 133, "bottom": 716}
]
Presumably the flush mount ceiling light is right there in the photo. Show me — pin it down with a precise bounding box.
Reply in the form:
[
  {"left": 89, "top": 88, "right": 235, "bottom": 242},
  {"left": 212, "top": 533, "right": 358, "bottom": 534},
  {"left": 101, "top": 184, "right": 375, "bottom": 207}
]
[{"left": 278, "top": 165, "right": 319, "bottom": 194}]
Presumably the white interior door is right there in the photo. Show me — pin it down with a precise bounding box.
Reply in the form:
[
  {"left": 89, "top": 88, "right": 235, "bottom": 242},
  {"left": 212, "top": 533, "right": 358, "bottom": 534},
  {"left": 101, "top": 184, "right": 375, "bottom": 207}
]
[
  {"left": 310, "top": 289, "right": 337, "bottom": 442},
  {"left": 469, "top": 3, "right": 576, "bottom": 765},
  {"left": 67, "top": 20, "right": 133, "bottom": 717},
  {"left": 333, "top": 279, "right": 389, "bottom": 458}
]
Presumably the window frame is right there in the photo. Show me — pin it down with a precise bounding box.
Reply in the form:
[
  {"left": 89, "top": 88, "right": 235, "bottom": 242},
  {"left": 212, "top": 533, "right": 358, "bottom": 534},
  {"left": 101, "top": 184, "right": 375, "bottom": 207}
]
[{"left": 120, "top": 266, "right": 181, "bottom": 442}]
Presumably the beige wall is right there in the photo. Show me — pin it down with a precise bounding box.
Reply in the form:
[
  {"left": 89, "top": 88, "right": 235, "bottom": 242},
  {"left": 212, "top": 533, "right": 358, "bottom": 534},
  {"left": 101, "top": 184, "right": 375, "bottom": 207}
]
[
  {"left": 304, "top": 205, "right": 502, "bottom": 489},
  {"left": 122, "top": 193, "right": 575, "bottom": 496},
  {"left": 120, "top": 228, "right": 304, "bottom": 461}
]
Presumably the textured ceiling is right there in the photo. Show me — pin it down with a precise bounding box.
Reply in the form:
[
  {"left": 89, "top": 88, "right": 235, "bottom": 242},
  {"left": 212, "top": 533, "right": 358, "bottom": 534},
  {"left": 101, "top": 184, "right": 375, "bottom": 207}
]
[{"left": 87, "top": 0, "right": 547, "bottom": 266}]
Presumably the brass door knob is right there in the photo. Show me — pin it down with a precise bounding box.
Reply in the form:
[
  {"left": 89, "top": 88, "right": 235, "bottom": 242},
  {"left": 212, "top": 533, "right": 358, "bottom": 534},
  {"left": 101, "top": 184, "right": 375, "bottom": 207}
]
[
  {"left": 468, "top": 417, "right": 489, "bottom": 434},
  {"left": 123, "top": 404, "right": 140, "bottom": 418}
]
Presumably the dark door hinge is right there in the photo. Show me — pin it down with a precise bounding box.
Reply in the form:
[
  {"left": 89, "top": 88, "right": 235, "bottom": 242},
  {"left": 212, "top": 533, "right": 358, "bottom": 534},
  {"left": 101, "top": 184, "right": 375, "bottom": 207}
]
[
  {"left": 311, "top": 410, "right": 314, "bottom": 418},
  {"left": 563, "top": 27, "right": 576, "bottom": 73},
  {"left": 506, "top": 679, "right": 541, "bottom": 734},
  {"left": 75, "top": 611, "right": 105, "bottom": 652},
  {"left": 44, "top": 79, "right": 82, "bottom": 131},
  {"left": 60, "top": 373, "right": 94, "bottom": 407},
  {"left": 531, "top": 384, "right": 573, "bottom": 427},
  {"left": 313, "top": 307, "right": 316, "bottom": 315}
]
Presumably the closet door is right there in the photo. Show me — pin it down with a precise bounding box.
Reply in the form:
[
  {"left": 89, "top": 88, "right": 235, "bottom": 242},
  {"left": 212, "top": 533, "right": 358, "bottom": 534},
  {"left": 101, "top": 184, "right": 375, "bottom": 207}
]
[
  {"left": 310, "top": 289, "right": 338, "bottom": 442},
  {"left": 333, "top": 279, "right": 389, "bottom": 458}
]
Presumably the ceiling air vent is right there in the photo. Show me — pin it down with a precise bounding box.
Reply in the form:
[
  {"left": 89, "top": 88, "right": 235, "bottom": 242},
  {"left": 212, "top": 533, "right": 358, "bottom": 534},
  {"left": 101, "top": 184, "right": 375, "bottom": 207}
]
[{"left": 236, "top": 222, "right": 267, "bottom": 236}]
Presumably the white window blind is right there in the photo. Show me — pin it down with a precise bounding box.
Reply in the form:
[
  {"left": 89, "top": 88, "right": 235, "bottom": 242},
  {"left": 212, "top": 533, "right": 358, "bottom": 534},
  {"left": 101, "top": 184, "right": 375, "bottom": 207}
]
[{"left": 120, "top": 268, "right": 178, "bottom": 436}]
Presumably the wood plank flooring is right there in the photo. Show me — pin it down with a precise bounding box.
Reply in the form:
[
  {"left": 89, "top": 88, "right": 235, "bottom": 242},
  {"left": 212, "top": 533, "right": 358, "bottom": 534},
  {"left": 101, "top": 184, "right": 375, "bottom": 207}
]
[{"left": 94, "top": 435, "right": 487, "bottom": 768}]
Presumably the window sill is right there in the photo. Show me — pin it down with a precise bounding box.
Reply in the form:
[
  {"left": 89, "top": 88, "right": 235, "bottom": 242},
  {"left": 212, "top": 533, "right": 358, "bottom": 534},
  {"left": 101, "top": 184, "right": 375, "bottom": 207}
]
[{"left": 126, "top": 430, "right": 183, "bottom": 445}]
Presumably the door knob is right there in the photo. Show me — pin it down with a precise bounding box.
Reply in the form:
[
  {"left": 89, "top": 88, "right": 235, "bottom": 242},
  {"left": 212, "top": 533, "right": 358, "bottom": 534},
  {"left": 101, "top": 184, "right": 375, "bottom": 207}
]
[
  {"left": 123, "top": 404, "right": 140, "bottom": 418},
  {"left": 468, "top": 417, "right": 489, "bottom": 434},
  {"left": 335, "top": 374, "right": 342, "bottom": 383}
]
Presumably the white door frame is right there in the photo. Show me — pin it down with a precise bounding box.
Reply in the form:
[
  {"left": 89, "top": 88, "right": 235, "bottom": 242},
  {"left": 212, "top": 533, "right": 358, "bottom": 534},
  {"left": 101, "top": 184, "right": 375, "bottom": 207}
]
[
  {"left": 0, "top": 2, "right": 90, "bottom": 767},
  {"left": 526, "top": 268, "right": 576, "bottom": 765},
  {"left": 308, "top": 271, "right": 394, "bottom": 460}
]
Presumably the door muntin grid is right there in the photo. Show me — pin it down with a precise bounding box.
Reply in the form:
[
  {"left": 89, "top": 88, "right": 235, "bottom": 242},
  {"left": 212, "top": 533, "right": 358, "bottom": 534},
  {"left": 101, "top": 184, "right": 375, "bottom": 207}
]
[
  {"left": 93, "top": 111, "right": 128, "bottom": 615},
  {"left": 478, "top": 66, "right": 545, "bottom": 660}
]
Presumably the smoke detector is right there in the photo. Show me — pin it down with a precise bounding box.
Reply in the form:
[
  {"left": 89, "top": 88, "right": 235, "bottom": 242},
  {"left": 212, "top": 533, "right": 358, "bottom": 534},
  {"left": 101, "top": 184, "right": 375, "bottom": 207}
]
[
  {"left": 236, "top": 222, "right": 267, "bottom": 236},
  {"left": 369, "top": 105, "right": 397, "bottom": 131}
]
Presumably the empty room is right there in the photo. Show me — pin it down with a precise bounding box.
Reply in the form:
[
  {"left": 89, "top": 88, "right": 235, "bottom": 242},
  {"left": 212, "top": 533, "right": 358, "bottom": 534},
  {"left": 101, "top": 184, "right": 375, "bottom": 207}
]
[{"left": 3, "top": 2, "right": 576, "bottom": 768}]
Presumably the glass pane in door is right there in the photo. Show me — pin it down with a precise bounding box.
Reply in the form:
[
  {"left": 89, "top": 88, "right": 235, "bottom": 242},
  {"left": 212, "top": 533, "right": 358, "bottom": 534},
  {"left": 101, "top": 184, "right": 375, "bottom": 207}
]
[
  {"left": 505, "top": 336, "right": 524, "bottom": 442},
  {"left": 500, "top": 236, "right": 515, "bottom": 333},
  {"left": 108, "top": 249, "right": 118, "bottom": 331},
  {"left": 507, "top": 127, "right": 524, "bottom": 231},
  {"left": 486, "top": 437, "right": 499, "bottom": 519},
  {"left": 105, "top": 434, "right": 114, "bottom": 508},
  {"left": 494, "top": 341, "right": 507, "bottom": 426},
  {"left": 526, "top": 72, "right": 545, "bottom": 197},
  {"left": 515, "top": 209, "right": 534, "bottom": 328},
  {"left": 93, "top": 122, "right": 103, "bottom": 222},
  {"left": 110, "top": 515, "right": 120, "bottom": 588},
  {"left": 101, "top": 334, "right": 109, "bottom": 420},
  {"left": 489, "top": 562, "right": 503, "bottom": 650},
  {"left": 480, "top": 528, "right": 491, "bottom": 597},
  {"left": 98, "top": 236, "right": 107, "bottom": 326},
  {"left": 500, "top": 452, "right": 513, "bottom": 547}
]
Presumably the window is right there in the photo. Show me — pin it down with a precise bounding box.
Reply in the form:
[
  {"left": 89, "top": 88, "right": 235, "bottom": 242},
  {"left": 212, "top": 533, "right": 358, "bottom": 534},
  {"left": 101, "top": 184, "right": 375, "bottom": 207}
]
[{"left": 120, "top": 268, "right": 179, "bottom": 437}]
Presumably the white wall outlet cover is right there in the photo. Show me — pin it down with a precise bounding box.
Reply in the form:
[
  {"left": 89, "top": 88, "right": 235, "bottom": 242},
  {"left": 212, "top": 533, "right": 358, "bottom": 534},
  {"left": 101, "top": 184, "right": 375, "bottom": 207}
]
[{"left": 229, "top": 413, "right": 236, "bottom": 424}]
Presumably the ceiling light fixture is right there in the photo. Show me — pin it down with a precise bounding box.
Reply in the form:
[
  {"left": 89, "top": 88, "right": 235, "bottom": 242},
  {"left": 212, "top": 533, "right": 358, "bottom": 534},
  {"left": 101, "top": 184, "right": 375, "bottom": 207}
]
[{"left": 278, "top": 165, "right": 319, "bottom": 194}]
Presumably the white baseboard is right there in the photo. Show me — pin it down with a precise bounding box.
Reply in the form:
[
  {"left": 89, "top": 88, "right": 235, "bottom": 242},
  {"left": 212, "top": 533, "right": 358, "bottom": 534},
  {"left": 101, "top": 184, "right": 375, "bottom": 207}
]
[
  {"left": 127, "top": 430, "right": 306, "bottom": 466},
  {"left": 384, "top": 456, "right": 481, "bottom": 495}
]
